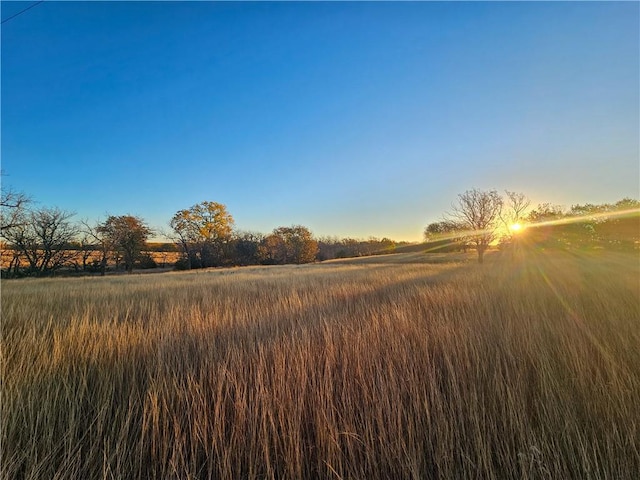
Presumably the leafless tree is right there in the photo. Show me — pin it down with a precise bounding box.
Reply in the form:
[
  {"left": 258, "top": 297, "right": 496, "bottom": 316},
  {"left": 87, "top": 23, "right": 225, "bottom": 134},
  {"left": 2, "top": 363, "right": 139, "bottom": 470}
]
[
  {"left": 500, "top": 191, "right": 531, "bottom": 230},
  {"left": 499, "top": 191, "right": 531, "bottom": 253},
  {"left": 80, "top": 219, "right": 113, "bottom": 275},
  {"left": 448, "top": 189, "right": 503, "bottom": 264},
  {"left": 78, "top": 234, "right": 96, "bottom": 271},
  {"left": 2, "top": 207, "right": 78, "bottom": 275},
  {"left": 1, "top": 187, "right": 31, "bottom": 232},
  {"left": 492, "top": 191, "right": 530, "bottom": 257}
]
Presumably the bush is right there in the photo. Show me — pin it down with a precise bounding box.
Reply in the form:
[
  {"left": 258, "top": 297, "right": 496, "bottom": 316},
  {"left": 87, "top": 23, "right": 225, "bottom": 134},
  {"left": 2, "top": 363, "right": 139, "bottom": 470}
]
[
  {"left": 136, "top": 254, "right": 157, "bottom": 269},
  {"left": 173, "top": 257, "right": 191, "bottom": 270}
]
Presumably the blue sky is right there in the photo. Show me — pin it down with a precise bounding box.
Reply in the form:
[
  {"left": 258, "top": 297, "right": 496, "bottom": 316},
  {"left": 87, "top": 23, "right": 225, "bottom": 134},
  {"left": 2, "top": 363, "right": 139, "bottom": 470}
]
[{"left": 2, "top": 1, "right": 638, "bottom": 241}]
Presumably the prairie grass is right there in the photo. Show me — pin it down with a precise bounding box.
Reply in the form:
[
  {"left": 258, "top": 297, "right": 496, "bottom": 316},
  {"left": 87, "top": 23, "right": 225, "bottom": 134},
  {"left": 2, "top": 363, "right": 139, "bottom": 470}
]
[{"left": 2, "top": 250, "right": 639, "bottom": 479}]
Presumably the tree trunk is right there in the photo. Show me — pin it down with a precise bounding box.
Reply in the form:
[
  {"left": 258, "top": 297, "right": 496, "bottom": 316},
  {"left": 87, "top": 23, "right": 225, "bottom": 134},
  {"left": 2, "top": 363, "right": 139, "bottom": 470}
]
[
  {"left": 100, "top": 252, "right": 107, "bottom": 276},
  {"left": 477, "top": 246, "right": 485, "bottom": 264}
]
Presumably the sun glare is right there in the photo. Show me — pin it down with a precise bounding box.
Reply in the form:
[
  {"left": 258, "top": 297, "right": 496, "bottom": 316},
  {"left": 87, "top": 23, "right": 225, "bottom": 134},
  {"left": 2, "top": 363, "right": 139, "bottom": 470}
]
[{"left": 509, "top": 223, "right": 523, "bottom": 233}]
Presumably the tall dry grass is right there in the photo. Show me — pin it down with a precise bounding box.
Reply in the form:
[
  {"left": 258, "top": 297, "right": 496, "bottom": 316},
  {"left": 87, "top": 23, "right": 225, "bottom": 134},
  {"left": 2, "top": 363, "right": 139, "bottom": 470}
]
[{"left": 2, "top": 250, "right": 639, "bottom": 479}]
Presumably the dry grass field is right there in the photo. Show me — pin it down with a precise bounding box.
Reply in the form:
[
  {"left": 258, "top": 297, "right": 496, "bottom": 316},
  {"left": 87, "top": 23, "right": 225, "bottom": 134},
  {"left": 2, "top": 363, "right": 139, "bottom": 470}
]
[{"left": 2, "top": 250, "right": 639, "bottom": 479}]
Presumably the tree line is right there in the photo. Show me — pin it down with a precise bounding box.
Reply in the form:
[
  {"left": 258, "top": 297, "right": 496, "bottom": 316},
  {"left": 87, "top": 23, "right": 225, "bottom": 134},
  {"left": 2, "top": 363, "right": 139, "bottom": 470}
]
[
  {"left": 424, "top": 189, "right": 639, "bottom": 263},
  {"left": 2, "top": 182, "right": 637, "bottom": 276},
  {"left": 0, "top": 186, "right": 406, "bottom": 277}
]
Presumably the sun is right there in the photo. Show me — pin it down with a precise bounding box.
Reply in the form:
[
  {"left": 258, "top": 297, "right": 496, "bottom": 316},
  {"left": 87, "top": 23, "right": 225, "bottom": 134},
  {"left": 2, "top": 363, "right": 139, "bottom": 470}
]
[{"left": 509, "top": 223, "right": 523, "bottom": 233}]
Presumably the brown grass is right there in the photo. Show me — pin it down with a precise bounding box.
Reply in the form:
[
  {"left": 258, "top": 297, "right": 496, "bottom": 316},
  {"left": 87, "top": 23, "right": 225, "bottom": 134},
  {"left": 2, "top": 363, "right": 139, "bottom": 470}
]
[{"left": 2, "top": 250, "right": 639, "bottom": 479}]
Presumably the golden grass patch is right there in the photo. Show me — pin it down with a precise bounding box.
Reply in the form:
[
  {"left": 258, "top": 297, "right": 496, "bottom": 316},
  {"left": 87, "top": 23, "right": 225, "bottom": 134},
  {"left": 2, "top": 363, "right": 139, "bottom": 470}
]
[{"left": 2, "top": 250, "right": 639, "bottom": 479}]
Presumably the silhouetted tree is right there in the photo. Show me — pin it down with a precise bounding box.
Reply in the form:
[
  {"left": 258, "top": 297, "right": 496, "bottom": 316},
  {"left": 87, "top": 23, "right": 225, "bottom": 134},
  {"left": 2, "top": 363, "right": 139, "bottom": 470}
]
[
  {"left": 447, "top": 189, "right": 503, "bottom": 263},
  {"left": 497, "top": 191, "right": 531, "bottom": 253},
  {"left": 0, "top": 185, "right": 30, "bottom": 233},
  {"left": 2, "top": 207, "right": 78, "bottom": 276},
  {"left": 527, "top": 203, "right": 565, "bottom": 223},
  {"left": 423, "top": 220, "right": 468, "bottom": 252},
  {"left": 500, "top": 191, "right": 530, "bottom": 230},
  {"left": 231, "top": 231, "right": 264, "bottom": 265},
  {"left": 317, "top": 236, "right": 402, "bottom": 260},
  {"left": 67, "top": 234, "right": 96, "bottom": 272},
  {"left": 80, "top": 219, "right": 114, "bottom": 275}
]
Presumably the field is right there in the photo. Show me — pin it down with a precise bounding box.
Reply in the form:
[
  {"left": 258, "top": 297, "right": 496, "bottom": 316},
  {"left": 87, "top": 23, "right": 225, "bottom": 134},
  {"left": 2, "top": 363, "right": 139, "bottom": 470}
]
[
  {"left": 2, "top": 250, "right": 639, "bottom": 479},
  {"left": 0, "top": 247, "right": 181, "bottom": 273}
]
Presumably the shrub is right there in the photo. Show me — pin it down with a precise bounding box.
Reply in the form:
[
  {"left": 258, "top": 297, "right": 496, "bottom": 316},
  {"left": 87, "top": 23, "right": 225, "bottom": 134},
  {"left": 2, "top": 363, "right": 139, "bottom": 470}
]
[{"left": 136, "top": 254, "right": 157, "bottom": 269}]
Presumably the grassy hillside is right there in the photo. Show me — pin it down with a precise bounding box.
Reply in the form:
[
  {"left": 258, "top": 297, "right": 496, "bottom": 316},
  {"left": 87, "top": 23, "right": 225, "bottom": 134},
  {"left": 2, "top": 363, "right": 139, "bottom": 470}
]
[{"left": 2, "top": 250, "right": 639, "bottom": 479}]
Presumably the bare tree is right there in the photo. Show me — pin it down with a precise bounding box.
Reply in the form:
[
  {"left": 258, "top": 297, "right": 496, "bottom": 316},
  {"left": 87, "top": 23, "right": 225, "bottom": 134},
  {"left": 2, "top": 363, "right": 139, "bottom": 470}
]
[
  {"left": 448, "top": 189, "right": 503, "bottom": 264},
  {"left": 2, "top": 207, "right": 78, "bottom": 275},
  {"left": 80, "top": 219, "right": 112, "bottom": 275},
  {"left": 79, "top": 234, "right": 95, "bottom": 272},
  {"left": 500, "top": 191, "right": 531, "bottom": 230},
  {"left": 499, "top": 191, "right": 531, "bottom": 253},
  {"left": 1, "top": 178, "right": 32, "bottom": 275},
  {"left": 1, "top": 187, "right": 30, "bottom": 232}
]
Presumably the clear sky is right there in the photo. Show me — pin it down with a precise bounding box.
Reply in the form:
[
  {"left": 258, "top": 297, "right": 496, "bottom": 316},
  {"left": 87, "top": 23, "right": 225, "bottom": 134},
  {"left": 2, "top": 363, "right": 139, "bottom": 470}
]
[{"left": 2, "top": 1, "right": 638, "bottom": 241}]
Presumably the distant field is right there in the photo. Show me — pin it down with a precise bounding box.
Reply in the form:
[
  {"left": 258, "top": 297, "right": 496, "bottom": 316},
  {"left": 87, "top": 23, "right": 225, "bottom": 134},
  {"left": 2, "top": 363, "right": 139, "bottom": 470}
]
[
  {"left": 0, "top": 248, "right": 181, "bottom": 271},
  {"left": 2, "top": 250, "right": 639, "bottom": 479}
]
